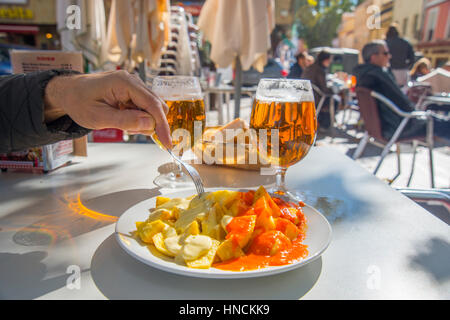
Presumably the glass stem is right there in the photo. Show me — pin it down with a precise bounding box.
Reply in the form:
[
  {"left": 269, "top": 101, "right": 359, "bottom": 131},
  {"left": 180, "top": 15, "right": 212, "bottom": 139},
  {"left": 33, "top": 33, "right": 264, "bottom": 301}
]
[
  {"left": 171, "top": 159, "right": 184, "bottom": 180},
  {"left": 275, "top": 167, "right": 288, "bottom": 195}
]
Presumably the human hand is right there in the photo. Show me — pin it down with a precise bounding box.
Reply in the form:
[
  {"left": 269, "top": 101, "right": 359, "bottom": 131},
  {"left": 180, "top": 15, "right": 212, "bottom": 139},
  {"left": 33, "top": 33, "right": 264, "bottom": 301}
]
[{"left": 44, "top": 70, "right": 172, "bottom": 149}]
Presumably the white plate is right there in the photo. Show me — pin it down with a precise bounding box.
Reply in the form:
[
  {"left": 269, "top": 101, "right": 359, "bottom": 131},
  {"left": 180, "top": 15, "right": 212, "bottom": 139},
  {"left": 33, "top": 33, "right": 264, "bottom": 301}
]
[{"left": 115, "top": 188, "right": 332, "bottom": 279}]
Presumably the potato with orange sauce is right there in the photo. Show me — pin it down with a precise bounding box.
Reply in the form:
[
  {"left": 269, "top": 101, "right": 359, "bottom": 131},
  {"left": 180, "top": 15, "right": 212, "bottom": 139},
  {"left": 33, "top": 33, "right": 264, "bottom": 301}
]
[{"left": 135, "top": 186, "right": 308, "bottom": 270}]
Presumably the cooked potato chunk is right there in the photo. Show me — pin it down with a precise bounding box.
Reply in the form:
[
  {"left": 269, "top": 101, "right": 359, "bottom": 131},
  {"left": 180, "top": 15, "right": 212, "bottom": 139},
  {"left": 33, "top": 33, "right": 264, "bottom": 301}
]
[
  {"left": 216, "top": 239, "right": 244, "bottom": 262},
  {"left": 201, "top": 205, "right": 218, "bottom": 237},
  {"left": 186, "top": 240, "right": 220, "bottom": 269},
  {"left": 136, "top": 220, "right": 167, "bottom": 244},
  {"left": 221, "top": 215, "right": 234, "bottom": 231},
  {"left": 135, "top": 187, "right": 308, "bottom": 270},
  {"left": 156, "top": 196, "right": 171, "bottom": 207},
  {"left": 225, "top": 215, "right": 256, "bottom": 249},
  {"left": 184, "top": 221, "right": 200, "bottom": 236},
  {"left": 164, "top": 235, "right": 183, "bottom": 256},
  {"left": 182, "top": 235, "right": 213, "bottom": 261},
  {"left": 152, "top": 232, "right": 175, "bottom": 257}
]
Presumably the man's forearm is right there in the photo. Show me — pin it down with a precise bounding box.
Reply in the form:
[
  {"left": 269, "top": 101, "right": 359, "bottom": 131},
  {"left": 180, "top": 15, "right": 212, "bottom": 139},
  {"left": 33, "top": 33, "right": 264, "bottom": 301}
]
[
  {"left": 43, "top": 73, "right": 75, "bottom": 123},
  {"left": 0, "top": 70, "right": 90, "bottom": 153}
]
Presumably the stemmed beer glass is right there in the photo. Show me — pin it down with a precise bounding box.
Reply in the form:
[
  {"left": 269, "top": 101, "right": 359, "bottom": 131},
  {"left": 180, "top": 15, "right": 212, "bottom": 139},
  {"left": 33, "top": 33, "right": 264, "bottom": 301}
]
[
  {"left": 250, "top": 78, "right": 317, "bottom": 199},
  {"left": 151, "top": 76, "right": 206, "bottom": 188}
]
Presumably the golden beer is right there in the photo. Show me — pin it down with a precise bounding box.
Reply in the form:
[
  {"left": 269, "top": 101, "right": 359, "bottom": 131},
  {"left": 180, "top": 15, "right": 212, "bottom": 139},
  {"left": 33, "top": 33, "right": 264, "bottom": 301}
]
[
  {"left": 153, "top": 98, "right": 206, "bottom": 151},
  {"left": 250, "top": 99, "right": 317, "bottom": 167}
]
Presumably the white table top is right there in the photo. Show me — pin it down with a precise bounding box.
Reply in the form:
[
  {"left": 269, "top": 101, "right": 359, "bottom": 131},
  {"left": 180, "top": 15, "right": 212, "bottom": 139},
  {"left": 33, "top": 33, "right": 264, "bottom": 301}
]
[{"left": 0, "top": 143, "right": 449, "bottom": 300}]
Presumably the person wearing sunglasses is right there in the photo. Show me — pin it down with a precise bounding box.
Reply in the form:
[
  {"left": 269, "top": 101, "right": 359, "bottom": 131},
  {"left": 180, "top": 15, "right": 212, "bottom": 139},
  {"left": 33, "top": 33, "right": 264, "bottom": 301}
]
[{"left": 353, "top": 40, "right": 449, "bottom": 142}]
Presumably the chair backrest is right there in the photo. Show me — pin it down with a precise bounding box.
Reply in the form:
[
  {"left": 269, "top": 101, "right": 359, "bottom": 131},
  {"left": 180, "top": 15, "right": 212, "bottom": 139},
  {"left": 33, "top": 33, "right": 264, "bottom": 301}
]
[
  {"left": 311, "top": 83, "right": 324, "bottom": 97},
  {"left": 407, "top": 83, "right": 432, "bottom": 108},
  {"left": 355, "top": 87, "right": 385, "bottom": 142}
]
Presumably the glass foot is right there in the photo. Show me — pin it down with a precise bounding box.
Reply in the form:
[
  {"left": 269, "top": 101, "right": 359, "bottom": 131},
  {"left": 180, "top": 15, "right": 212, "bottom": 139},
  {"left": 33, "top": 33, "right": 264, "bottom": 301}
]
[
  {"left": 266, "top": 187, "right": 306, "bottom": 203},
  {"left": 153, "top": 171, "right": 195, "bottom": 189}
]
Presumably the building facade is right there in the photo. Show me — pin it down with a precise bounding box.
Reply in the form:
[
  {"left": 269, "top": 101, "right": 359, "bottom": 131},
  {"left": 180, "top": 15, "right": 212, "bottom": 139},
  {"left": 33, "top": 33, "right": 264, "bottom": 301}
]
[
  {"left": 391, "top": 0, "right": 424, "bottom": 46},
  {"left": 352, "top": 0, "right": 371, "bottom": 58},
  {"left": 337, "top": 12, "right": 355, "bottom": 49},
  {"left": 368, "top": 0, "right": 394, "bottom": 41},
  {"left": 351, "top": 0, "right": 393, "bottom": 61},
  {"left": 417, "top": 0, "right": 450, "bottom": 67}
]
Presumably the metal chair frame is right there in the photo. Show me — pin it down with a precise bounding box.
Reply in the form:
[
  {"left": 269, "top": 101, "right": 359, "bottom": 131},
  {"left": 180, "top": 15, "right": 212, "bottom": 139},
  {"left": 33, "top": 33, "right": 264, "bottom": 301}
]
[
  {"left": 353, "top": 88, "right": 436, "bottom": 187},
  {"left": 396, "top": 187, "right": 450, "bottom": 223},
  {"left": 312, "top": 83, "right": 332, "bottom": 116}
]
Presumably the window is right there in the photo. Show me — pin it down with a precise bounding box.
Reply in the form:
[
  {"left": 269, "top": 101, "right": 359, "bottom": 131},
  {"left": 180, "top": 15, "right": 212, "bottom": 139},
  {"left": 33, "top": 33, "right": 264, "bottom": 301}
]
[
  {"left": 424, "top": 7, "right": 439, "bottom": 42},
  {"left": 447, "top": 9, "right": 450, "bottom": 39},
  {"left": 403, "top": 17, "right": 408, "bottom": 36},
  {"left": 413, "top": 14, "right": 419, "bottom": 40}
]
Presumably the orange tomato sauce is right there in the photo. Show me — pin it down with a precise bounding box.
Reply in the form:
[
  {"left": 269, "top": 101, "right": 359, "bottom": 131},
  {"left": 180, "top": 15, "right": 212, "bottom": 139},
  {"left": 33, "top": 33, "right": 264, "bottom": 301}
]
[
  {"left": 213, "top": 236, "right": 308, "bottom": 272},
  {"left": 213, "top": 190, "right": 308, "bottom": 272}
]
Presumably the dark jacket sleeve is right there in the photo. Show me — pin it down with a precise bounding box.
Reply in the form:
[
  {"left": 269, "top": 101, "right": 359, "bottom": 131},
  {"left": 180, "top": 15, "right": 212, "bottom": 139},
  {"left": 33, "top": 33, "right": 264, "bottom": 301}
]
[
  {"left": 406, "top": 42, "right": 415, "bottom": 69},
  {"left": 287, "top": 63, "right": 303, "bottom": 79},
  {"left": 356, "top": 65, "right": 416, "bottom": 139},
  {"left": 358, "top": 66, "right": 414, "bottom": 112},
  {"left": 0, "top": 70, "right": 91, "bottom": 153},
  {"left": 302, "top": 63, "right": 332, "bottom": 95}
]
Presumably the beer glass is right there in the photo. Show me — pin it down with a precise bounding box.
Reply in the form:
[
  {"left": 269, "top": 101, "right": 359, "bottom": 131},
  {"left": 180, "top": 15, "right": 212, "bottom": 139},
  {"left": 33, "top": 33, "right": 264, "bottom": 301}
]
[
  {"left": 152, "top": 76, "right": 206, "bottom": 188},
  {"left": 250, "top": 78, "right": 317, "bottom": 198}
]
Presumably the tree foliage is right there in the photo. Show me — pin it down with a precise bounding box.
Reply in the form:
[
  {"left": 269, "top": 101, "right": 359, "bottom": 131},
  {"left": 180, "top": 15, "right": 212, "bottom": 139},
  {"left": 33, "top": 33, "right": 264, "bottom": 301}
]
[{"left": 293, "top": 0, "right": 358, "bottom": 49}]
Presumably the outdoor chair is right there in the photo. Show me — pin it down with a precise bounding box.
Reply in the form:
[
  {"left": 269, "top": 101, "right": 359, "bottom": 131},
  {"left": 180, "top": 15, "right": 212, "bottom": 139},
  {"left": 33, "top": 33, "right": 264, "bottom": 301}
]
[
  {"left": 353, "top": 87, "right": 436, "bottom": 187},
  {"left": 312, "top": 83, "right": 333, "bottom": 116},
  {"left": 312, "top": 83, "right": 343, "bottom": 138},
  {"left": 156, "top": 66, "right": 177, "bottom": 76},
  {"left": 407, "top": 82, "right": 432, "bottom": 110},
  {"left": 159, "top": 58, "right": 178, "bottom": 69},
  {"left": 339, "top": 90, "right": 360, "bottom": 129},
  {"left": 396, "top": 187, "right": 450, "bottom": 224}
]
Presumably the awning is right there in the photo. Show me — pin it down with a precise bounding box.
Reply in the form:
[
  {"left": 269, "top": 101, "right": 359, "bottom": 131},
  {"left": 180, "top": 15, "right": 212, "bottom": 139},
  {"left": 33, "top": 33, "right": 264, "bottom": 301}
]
[{"left": 0, "top": 24, "right": 39, "bottom": 34}]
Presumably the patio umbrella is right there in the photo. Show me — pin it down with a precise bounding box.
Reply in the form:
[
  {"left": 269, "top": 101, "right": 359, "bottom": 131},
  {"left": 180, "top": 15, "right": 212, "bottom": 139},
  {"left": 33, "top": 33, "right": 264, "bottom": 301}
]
[
  {"left": 103, "top": 0, "right": 135, "bottom": 67},
  {"left": 197, "top": 0, "right": 275, "bottom": 118},
  {"left": 57, "top": 0, "right": 84, "bottom": 53},
  {"left": 148, "top": 0, "right": 171, "bottom": 68},
  {"left": 57, "top": 0, "right": 107, "bottom": 69},
  {"left": 132, "top": 0, "right": 170, "bottom": 79},
  {"left": 104, "top": 0, "right": 168, "bottom": 71}
]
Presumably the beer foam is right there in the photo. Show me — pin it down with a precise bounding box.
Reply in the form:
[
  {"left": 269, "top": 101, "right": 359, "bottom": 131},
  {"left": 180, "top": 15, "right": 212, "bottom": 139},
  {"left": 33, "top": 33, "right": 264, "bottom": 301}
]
[
  {"left": 162, "top": 93, "right": 204, "bottom": 101},
  {"left": 256, "top": 90, "right": 314, "bottom": 103},
  {"left": 255, "top": 79, "right": 314, "bottom": 102},
  {"left": 152, "top": 76, "right": 202, "bottom": 101}
]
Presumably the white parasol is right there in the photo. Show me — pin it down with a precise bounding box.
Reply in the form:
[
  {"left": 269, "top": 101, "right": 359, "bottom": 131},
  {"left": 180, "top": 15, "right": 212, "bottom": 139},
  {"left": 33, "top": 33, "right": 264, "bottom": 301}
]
[
  {"left": 131, "top": 0, "right": 170, "bottom": 79},
  {"left": 198, "top": 0, "right": 275, "bottom": 117},
  {"left": 103, "top": 0, "right": 135, "bottom": 67},
  {"left": 57, "top": 0, "right": 107, "bottom": 69}
]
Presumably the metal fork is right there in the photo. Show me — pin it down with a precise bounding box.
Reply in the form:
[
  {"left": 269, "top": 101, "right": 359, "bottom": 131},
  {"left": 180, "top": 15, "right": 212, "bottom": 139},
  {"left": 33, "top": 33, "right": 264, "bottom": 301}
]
[{"left": 167, "top": 149, "right": 205, "bottom": 196}]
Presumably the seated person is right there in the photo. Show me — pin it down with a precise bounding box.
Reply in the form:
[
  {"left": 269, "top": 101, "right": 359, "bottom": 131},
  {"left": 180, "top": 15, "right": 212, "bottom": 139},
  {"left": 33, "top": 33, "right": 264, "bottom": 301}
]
[
  {"left": 410, "top": 58, "right": 431, "bottom": 81},
  {"left": 415, "top": 66, "right": 450, "bottom": 94},
  {"left": 353, "top": 40, "right": 449, "bottom": 142},
  {"left": 443, "top": 61, "right": 450, "bottom": 72},
  {"left": 287, "top": 52, "right": 307, "bottom": 79},
  {"left": 306, "top": 55, "right": 315, "bottom": 67},
  {"left": 302, "top": 50, "right": 333, "bottom": 129}
]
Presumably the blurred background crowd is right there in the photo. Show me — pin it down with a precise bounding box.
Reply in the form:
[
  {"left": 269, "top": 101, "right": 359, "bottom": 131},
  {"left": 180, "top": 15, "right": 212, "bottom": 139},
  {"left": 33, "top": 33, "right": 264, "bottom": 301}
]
[{"left": 0, "top": 0, "right": 449, "bottom": 78}]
